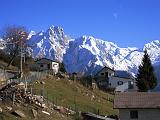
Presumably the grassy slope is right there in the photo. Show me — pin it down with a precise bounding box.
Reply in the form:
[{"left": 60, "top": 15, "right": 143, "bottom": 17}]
[{"left": 33, "top": 76, "right": 117, "bottom": 116}]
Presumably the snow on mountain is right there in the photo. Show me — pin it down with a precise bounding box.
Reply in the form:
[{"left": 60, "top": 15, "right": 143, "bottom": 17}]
[
  {"left": 28, "top": 31, "right": 36, "bottom": 40},
  {"left": 63, "top": 35, "right": 145, "bottom": 75},
  {"left": 144, "top": 40, "right": 160, "bottom": 65},
  {"left": 28, "top": 25, "right": 70, "bottom": 62},
  {"left": 28, "top": 26, "right": 160, "bottom": 77},
  {"left": 0, "top": 38, "right": 5, "bottom": 49}
]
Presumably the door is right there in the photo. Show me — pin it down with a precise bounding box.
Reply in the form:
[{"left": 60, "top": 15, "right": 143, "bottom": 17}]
[{"left": 48, "top": 64, "right": 50, "bottom": 69}]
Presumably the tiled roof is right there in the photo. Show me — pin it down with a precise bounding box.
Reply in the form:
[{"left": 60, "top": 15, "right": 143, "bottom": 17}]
[
  {"left": 35, "top": 58, "right": 59, "bottom": 63},
  {"left": 114, "top": 92, "right": 160, "bottom": 109},
  {"left": 114, "top": 70, "right": 134, "bottom": 79}
]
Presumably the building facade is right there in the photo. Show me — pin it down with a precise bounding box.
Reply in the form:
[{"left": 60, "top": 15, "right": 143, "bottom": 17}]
[
  {"left": 119, "top": 109, "right": 160, "bottom": 120},
  {"left": 114, "top": 92, "right": 160, "bottom": 120},
  {"left": 109, "top": 76, "right": 134, "bottom": 88},
  {"left": 35, "top": 58, "right": 59, "bottom": 74},
  {"left": 95, "top": 67, "right": 135, "bottom": 91},
  {"left": 95, "top": 66, "right": 115, "bottom": 89}
]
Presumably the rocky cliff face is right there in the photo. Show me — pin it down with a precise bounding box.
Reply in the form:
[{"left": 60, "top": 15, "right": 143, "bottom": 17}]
[{"left": 28, "top": 26, "right": 70, "bottom": 62}]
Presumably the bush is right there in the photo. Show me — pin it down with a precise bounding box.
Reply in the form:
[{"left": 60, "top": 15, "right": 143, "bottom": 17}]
[
  {"left": 80, "top": 75, "right": 92, "bottom": 87},
  {"left": 107, "top": 115, "right": 119, "bottom": 120},
  {"left": 105, "top": 88, "right": 115, "bottom": 94}
]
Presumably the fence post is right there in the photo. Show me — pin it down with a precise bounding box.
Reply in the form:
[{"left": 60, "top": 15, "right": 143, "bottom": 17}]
[
  {"left": 47, "top": 91, "right": 48, "bottom": 106},
  {"left": 12, "top": 92, "right": 15, "bottom": 106},
  {"left": 74, "top": 94, "right": 77, "bottom": 112}
]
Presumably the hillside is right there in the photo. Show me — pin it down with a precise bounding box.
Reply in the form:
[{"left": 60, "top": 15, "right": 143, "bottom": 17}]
[
  {"left": 33, "top": 76, "right": 117, "bottom": 116},
  {"left": 0, "top": 69, "right": 117, "bottom": 120}
]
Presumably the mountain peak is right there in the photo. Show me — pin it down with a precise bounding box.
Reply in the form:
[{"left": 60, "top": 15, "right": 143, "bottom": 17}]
[
  {"left": 153, "top": 40, "right": 160, "bottom": 45},
  {"left": 144, "top": 40, "right": 160, "bottom": 50},
  {"left": 47, "top": 25, "right": 64, "bottom": 35},
  {"left": 81, "top": 35, "right": 95, "bottom": 39}
]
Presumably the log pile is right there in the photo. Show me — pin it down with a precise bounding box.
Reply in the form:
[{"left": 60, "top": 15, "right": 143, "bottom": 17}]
[
  {"left": 0, "top": 82, "right": 76, "bottom": 116},
  {"left": 0, "top": 82, "right": 46, "bottom": 108}
]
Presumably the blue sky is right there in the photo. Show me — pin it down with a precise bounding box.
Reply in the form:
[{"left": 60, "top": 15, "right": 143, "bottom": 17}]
[{"left": 0, "top": 0, "right": 160, "bottom": 48}]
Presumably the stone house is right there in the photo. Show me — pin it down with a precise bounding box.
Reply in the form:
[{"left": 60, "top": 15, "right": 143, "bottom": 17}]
[
  {"left": 94, "top": 66, "right": 115, "bottom": 89},
  {"left": 114, "top": 92, "right": 160, "bottom": 120},
  {"left": 34, "top": 58, "right": 59, "bottom": 74}
]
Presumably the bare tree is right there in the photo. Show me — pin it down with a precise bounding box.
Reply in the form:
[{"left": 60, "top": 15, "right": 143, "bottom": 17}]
[{"left": 2, "top": 25, "right": 29, "bottom": 67}]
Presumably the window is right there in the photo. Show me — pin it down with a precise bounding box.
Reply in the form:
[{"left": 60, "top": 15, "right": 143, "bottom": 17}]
[
  {"left": 128, "top": 81, "right": 134, "bottom": 89},
  {"left": 117, "top": 81, "right": 123, "bottom": 85},
  {"left": 53, "top": 64, "right": 57, "bottom": 68},
  {"left": 48, "top": 64, "right": 50, "bottom": 69},
  {"left": 40, "top": 64, "right": 43, "bottom": 67},
  {"left": 130, "top": 110, "right": 138, "bottom": 119},
  {"left": 101, "top": 73, "right": 104, "bottom": 76},
  {"left": 105, "top": 72, "right": 108, "bottom": 77}
]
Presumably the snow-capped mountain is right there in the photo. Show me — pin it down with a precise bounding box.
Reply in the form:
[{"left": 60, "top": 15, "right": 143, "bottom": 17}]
[
  {"left": 0, "top": 25, "right": 159, "bottom": 78},
  {"left": 63, "top": 35, "right": 145, "bottom": 75},
  {"left": 144, "top": 40, "right": 160, "bottom": 65},
  {"left": 28, "top": 26, "right": 70, "bottom": 62},
  {"left": 27, "top": 26, "right": 160, "bottom": 77},
  {"left": 3, "top": 25, "right": 154, "bottom": 78}
]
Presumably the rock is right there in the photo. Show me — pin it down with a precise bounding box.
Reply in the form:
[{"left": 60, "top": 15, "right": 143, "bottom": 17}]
[
  {"left": 40, "top": 81, "right": 45, "bottom": 85},
  {"left": 68, "top": 109, "right": 76, "bottom": 115},
  {"left": 59, "top": 107, "right": 66, "bottom": 114},
  {"left": 6, "top": 106, "right": 12, "bottom": 111},
  {"left": 91, "top": 95, "right": 95, "bottom": 101},
  {"left": 54, "top": 105, "right": 61, "bottom": 110},
  {"left": 32, "top": 109, "right": 38, "bottom": 118},
  {"left": 42, "top": 110, "right": 50, "bottom": 115},
  {"left": 12, "top": 110, "right": 26, "bottom": 118},
  {"left": 34, "top": 95, "right": 44, "bottom": 104},
  {"left": 18, "top": 82, "right": 25, "bottom": 88},
  {"left": 0, "top": 107, "right": 2, "bottom": 113},
  {"left": 23, "top": 104, "right": 28, "bottom": 107}
]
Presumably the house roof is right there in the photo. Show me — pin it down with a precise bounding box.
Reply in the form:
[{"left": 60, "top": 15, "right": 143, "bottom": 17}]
[
  {"left": 114, "top": 92, "right": 160, "bottom": 109},
  {"left": 103, "top": 66, "right": 115, "bottom": 72},
  {"left": 35, "top": 58, "right": 59, "bottom": 63},
  {"left": 114, "top": 70, "right": 134, "bottom": 79},
  {"left": 95, "top": 66, "right": 115, "bottom": 76}
]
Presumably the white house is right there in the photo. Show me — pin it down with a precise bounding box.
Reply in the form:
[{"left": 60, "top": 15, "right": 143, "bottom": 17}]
[
  {"left": 114, "top": 92, "right": 160, "bottom": 120},
  {"left": 109, "top": 76, "right": 134, "bottom": 88},
  {"left": 109, "top": 70, "right": 135, "bottom": 88},
  {"left": 109, "top": 71, "right": 136, "bottom": 92},
  {"left": 35, "top": 58, "right": 59, "bottom": 74}
]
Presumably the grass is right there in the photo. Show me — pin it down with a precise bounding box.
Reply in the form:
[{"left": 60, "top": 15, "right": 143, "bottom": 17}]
[{"left": 33, "top": 76, "right": 118, "bottom": 116}]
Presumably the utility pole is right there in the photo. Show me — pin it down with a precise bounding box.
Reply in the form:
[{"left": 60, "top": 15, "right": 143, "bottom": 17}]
[
  {"left": 74, "top": 94, "right": 77, "bottom": 112},
  {"left": 20, "top": 31, "right": 26, "bottom": 78}
]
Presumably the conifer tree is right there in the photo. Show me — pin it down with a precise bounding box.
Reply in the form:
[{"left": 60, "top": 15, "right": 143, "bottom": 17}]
[{"left": 136, "top": 50, "right": 157, "bottom": 92}]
